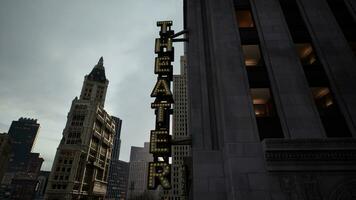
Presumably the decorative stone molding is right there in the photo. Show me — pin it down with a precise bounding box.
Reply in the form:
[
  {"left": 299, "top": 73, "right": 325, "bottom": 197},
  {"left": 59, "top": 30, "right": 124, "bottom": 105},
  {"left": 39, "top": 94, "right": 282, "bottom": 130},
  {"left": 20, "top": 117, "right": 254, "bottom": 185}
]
[{"left": 262, "top": 138, "right": 356, "bottom": 171}]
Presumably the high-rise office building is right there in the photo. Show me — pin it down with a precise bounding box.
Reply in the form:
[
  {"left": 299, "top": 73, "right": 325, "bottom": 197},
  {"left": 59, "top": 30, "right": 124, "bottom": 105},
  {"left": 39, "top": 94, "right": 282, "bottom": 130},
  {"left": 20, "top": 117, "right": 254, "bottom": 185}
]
[
  {"left": 7, "top": 118, "right": 40, "bottom": 172},
  {"left": 45, "top": 57, "right": 117, "bottom": 200},
  {"left": 0, "top": 118, "right": 44, "bottom": 200},
  {"left": 127, "top": 143, "right": 157, "bottom": 200},
  {"left": 162, "top": 56, "right": 190, "bottom": 200},
  {"left": 106, "top": 160, "right": 129, "bottom": 200},
  {"left": 184, "top": 0, "right": 356, "bottom": 199},
  {"left": 111, "top": 117, "right": 122, "bottom": 161},
  {"left": 106, "top": 117, "right": 130, "bottom": 200}
]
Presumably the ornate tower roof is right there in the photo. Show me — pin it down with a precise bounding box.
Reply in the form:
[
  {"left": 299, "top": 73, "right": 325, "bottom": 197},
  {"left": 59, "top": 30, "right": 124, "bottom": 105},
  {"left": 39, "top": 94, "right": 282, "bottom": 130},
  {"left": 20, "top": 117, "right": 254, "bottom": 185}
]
[{"left": 88, "top": 57, "right": 107, "bottom": 83}]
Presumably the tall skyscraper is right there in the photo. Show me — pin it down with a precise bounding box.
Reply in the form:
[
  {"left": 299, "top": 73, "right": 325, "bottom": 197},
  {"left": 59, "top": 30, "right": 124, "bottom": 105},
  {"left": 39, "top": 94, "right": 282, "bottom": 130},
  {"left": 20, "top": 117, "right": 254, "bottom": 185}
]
[
  {"left": 127, "top": 143, "right": 157, "bottom": 200},
  {"left": 162, "top": 56, "right": 190, "bottom": 200},
  {"left": 7, "top": 118, "right": 40, "bottom": 172},
  {"left": 110, "top": 117, "right": 122, "bottom": 161},
  {"left": 184, "top": 0, "right": 356, "bottom": 199},
  {"left": 106, "top": 117, "right": 130, "bottom": 200},
  {"left": 0, "top": 118, "right": 44, "bottom": 200},
  {"left": 45, "top": 57, "right": 117, "bottom": 200},
  {"left": 106, "top": 160, "right": 129, "bottom": 200}
]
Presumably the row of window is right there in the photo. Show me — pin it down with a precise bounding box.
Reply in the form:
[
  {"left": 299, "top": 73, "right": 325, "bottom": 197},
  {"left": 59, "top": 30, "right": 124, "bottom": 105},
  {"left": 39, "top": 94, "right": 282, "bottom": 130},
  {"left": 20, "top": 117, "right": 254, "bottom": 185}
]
[
  {"left": 235, "top": 0, "right": 352, "bottom": 139},
  {"left": 51, "top": 183, "right": 67, "bottom": 190}
]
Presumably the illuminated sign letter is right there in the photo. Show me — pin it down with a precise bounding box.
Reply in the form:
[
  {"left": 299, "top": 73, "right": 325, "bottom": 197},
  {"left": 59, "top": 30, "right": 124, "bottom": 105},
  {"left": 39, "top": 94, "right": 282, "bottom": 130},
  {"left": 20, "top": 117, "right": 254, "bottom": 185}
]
[
  {"left": 151, "top": 103, "right": 172, "bottom": 124},
  {"left": 157, "top": 21, "right": 173, "bottom": 35},
  {"left": 148, "top": 162, "right": 171, "bottom": 190},
  {"left": 155, "top": 56, "right": 173, "bottom": 74},
  {"left": 151, "top": 79, "right": 173, "bottom": 98},
  {"left": 155, "top": 38, "right": 173, "bottom": 54},
  {"left": 149, "top": 130, "right": 171, "bottom": 155}
]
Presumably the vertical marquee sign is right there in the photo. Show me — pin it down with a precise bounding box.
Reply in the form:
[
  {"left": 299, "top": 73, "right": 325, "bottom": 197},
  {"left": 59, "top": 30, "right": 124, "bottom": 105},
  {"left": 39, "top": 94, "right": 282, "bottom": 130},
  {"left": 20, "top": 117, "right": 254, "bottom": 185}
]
[{"left": 148, "top": 21, "right": 175, "bottom": 190}]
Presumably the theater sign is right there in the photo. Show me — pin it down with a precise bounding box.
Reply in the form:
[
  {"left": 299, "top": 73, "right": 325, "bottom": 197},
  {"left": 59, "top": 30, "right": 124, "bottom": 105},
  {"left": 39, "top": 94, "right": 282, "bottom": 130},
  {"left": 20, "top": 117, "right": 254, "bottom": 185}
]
[{"left": 148, "top": 21, "right": 175, "bottom": 190}]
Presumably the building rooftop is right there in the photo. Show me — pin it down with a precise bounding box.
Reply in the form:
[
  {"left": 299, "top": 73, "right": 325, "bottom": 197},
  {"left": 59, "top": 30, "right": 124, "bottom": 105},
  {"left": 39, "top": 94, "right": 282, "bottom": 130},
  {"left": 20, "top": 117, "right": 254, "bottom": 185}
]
[{"left": 87, "top": 57, "right": 107, "bottom": 83}]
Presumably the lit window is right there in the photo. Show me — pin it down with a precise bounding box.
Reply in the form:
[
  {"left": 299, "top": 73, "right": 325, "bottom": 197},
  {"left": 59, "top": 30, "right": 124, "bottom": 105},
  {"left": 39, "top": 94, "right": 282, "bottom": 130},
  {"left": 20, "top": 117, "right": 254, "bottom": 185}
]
[
  {"left": 296, "top": 43, "right": 317, "bottom": 65},
  {"left": 242, "top": 45, "right": 262, "bottom": 66},
  {"left": 311, "top": 87, "right": 333, "bottom": 108},
  {"left": 236, "top": 10, "right": 255, "bottom": 28},
  {"left": 250, "top": 88, "right": 272, "bottom": 117}
]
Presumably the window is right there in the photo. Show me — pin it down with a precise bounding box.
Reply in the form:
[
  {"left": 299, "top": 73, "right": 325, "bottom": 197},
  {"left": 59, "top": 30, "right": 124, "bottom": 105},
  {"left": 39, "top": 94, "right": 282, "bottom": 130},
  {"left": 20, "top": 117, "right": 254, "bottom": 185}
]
[
  {"left": 311, "top": 88, "right": 333, "bottom": 109},
  {"left": 296, "top": 43, "right": 317, "bottom": 65},
  {"left": 251, "top": 88, "right": 274, "bottom": 117},
  {"left": 236, "top": 6, "right": 259, "bottom": 44},
  {"left": 311, "top": 87, "right": 351, "bottom": 137},
  {"left": 250, "top": 88, "right": 284, "bottom": 140},
  {"left": 236, "top": 9, "right": 284, "bottom": 140},
  {"left": 242, "top": 45, "right": 262, "bottom": 66},
  {"left": 236, "top": 9, "right": 255, "bottom": 28},
  {"left": 280, "top": 0, "right": 352, "bottom": 137},
  {"left": 242, "top": 44, "right": 270, "bottom": 88}
]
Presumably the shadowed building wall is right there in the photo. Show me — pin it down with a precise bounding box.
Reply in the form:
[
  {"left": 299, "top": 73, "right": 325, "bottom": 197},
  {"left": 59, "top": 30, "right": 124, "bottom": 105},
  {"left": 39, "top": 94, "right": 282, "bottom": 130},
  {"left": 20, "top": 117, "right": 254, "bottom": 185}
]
[{"left": 184, "top": 0, "right": 356, "bottom": 199}]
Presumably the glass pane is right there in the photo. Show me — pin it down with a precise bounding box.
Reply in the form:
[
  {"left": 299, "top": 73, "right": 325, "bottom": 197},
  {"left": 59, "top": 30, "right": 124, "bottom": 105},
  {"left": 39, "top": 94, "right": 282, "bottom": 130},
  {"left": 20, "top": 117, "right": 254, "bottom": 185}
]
[
  {"left": 250, "top": 88, "right": 272, "bottom": 117},
  {"left": 296, "top": 43, "right": 317, "bottom": 65},
  {"left": 236, "top": 10, "right": 255, "bottom": 28},
  {"left": 311, "top": 87, "right": 333, "bottom": 108},
  {"left": 242, "top": 45, "right": 261, "bottom": 66}
]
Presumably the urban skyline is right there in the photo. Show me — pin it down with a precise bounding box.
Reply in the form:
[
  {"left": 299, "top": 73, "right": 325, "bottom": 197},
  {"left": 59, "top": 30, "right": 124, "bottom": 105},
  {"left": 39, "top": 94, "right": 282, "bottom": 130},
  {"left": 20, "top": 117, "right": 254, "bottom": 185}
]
[
  {"left": 1, "top": 0, "right": 355, "bottom": 199},
  {"left": 0, "top": 0, "right": 183, "bottom": 170}
]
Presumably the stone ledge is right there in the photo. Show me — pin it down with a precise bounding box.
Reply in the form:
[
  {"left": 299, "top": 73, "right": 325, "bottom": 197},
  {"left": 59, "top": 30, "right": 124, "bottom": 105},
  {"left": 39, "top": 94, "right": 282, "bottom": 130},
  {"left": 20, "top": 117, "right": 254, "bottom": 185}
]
[{"left": 262, "top": 138, "right": 356, "bottom": 171}]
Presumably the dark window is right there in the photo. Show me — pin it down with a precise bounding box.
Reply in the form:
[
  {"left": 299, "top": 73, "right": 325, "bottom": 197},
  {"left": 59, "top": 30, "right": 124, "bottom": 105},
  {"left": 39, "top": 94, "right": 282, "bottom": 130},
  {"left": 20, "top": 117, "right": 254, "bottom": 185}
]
[
  {"left": 311, "top": 87, "right": 351, "bottom": 137},
  {"left": 236, "top": 7, "right": 284, "bottom": 140},
  {"left": 236, "top": 7, "right": 259, "bottom": 44},
  {"left": 250, "top": 88, "right": 284, "bottom": 140},
  {"left": 326, "top": 0, "right": 356, "bottom": 55}
]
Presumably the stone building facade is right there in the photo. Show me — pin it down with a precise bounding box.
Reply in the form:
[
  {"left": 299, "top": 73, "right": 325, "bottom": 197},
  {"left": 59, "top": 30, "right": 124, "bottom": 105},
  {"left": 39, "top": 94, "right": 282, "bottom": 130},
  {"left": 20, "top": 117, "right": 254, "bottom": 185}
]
[
  {"left": 45, "top": 57, "right": 116, "bottom": 200},
  {"left": 184, "top": 0, "right": 356, "bottom": 199}
]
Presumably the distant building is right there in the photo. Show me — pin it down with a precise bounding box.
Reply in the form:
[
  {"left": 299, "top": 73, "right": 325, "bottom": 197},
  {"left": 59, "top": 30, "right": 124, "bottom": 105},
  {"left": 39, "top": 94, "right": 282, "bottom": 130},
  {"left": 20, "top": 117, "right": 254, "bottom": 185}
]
[
  {"left": 106, "top": 160, "right": 129, "bottom": 200},
  {"left": 9, "top": 172, "right": 40, "bottom": 200},
  {"left": 7, "top": 118, "right": 40, "bottom": 173},
  {"left": 0, "top": 133, "right": 11, "bottom": 182},
  {"left": 111, "top": 117, "right": 122, "bottom": 161},
  {"left": 45, "top": 57, "right": 117, "bottom": 200},
  {"left": 127, "top": 143, "right": 157, "bottom": 200},
  {"left": 0, "top": 118, "right": 43, "bottom": 200},
  {"left": 162, "top": 56, "right": 190, "bottom": 200},
  {"left": 106, "top": 117, "right": 130, "bottom": 200},
  {"left": 34, "top": 171, "right": 50, "bottom": 200}
]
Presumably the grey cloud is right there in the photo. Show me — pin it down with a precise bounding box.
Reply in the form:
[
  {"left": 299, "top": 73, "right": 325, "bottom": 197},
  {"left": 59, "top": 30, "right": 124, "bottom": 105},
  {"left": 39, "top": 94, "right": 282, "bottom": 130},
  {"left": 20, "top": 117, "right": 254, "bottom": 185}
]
[{"left": 0, "top": 0, "right": 183, "bottom": 170}]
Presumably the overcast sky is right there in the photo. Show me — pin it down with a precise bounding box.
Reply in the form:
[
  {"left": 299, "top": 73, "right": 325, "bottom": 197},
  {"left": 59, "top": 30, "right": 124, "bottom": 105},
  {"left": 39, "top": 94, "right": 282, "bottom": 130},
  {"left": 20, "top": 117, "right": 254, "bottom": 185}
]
[{"left": 0, "top": 0, "right": 183, "bottom": 171}]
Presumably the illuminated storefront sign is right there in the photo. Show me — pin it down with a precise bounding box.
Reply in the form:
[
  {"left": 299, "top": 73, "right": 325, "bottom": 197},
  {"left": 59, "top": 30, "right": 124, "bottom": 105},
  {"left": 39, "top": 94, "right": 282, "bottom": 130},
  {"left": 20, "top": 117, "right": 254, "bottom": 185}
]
[{"left": 148, "top": 21, "right": 175, "bottom": 190}]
